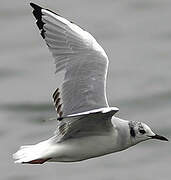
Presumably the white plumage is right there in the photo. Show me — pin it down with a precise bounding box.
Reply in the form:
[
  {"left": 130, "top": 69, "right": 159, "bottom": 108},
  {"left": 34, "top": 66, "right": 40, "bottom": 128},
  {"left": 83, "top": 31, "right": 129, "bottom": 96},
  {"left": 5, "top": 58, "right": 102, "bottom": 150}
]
[
  {"left": 41, "top": 6, "right": 109, "bottom": 116},
  {"left": 13, "top": 3, "right": 168, "bottom": 164}
]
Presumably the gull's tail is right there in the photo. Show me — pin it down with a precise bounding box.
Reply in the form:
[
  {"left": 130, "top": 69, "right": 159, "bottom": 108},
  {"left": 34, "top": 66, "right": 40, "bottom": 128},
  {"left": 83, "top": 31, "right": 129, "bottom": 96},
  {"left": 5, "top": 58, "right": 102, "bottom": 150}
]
[{"left": 13, "top": 141, "right": 52, "bottom": 164}]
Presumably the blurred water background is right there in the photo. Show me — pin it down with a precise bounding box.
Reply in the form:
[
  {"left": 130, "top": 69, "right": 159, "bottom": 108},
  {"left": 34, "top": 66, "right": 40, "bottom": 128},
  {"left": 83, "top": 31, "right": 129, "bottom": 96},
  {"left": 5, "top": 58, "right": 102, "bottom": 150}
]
[{"left": 0, "top": 0, "right": 171, "bottom": 179}]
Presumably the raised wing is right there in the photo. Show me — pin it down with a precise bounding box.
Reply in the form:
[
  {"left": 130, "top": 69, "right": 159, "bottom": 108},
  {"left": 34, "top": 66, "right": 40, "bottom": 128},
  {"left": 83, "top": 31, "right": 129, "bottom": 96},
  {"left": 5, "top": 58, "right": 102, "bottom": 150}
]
[{"left": 30, "top": 3, "right": 109, "bottom": 116}]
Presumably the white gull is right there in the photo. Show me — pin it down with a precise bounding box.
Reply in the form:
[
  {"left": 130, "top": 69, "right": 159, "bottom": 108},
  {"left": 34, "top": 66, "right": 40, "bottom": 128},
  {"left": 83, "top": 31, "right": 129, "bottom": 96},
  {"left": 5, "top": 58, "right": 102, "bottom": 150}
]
[{"left": 13, "top": 3, "right": 168, "bottom": 164}]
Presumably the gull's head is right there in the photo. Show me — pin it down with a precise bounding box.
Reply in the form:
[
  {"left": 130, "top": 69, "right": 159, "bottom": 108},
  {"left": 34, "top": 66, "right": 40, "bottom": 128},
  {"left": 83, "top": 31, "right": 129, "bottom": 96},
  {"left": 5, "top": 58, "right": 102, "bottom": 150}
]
[{"left": 128, "top": 121, "right": 168, "bottom": 144}]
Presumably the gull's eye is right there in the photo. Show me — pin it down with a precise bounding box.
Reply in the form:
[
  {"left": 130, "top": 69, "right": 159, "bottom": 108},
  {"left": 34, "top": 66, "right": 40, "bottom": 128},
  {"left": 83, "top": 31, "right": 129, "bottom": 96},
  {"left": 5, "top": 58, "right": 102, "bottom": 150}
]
[{"left": 139, "top": 129, "right": 146, "bottom": 134}]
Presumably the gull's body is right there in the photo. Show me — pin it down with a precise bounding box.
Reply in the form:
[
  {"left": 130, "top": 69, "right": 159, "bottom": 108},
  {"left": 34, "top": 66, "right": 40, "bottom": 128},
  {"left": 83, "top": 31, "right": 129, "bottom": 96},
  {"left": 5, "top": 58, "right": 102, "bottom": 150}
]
[
  {"left": 13, "top": 3, "right": 168, "bottom": 164},
  {"left": 15, "top": 116, "right": 130, "bottom": 163}
]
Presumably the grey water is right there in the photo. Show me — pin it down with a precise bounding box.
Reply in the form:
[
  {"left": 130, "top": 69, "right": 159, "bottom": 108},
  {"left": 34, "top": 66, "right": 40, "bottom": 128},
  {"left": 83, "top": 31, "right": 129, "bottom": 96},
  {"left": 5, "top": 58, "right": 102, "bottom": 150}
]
[{"left": 1, "top": 0, "right": 171, "bottom": 179}]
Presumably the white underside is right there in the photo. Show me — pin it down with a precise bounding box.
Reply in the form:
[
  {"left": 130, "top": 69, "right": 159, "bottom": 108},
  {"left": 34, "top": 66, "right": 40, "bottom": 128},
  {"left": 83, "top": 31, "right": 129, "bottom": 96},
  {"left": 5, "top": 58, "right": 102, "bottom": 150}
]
[
  {"left": 13, "top": 130, "right": 128, "bottom": 163},
  {"left": 50, "top": 135, "right": 119, "bottom": 162}
]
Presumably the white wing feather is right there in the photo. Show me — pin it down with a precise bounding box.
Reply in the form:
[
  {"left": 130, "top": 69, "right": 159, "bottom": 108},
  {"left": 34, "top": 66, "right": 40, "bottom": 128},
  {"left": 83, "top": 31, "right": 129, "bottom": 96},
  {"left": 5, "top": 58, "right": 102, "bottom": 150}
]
[{"left": 30, "top": 3, "right": 109, "bottom": 116}]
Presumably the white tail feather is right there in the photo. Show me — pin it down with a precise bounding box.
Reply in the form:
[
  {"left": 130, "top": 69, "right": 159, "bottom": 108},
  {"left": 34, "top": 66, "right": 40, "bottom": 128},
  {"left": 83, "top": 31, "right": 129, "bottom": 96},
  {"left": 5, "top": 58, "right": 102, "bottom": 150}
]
[{"left": 13, "top": 141, "right": 51, "bottom": 164}]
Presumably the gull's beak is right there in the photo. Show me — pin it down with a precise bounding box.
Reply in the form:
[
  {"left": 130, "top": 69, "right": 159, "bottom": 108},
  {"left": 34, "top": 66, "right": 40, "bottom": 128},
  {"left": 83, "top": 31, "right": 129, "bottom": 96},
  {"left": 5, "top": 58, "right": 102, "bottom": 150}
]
[{"left": 150, "top": 134, "right": 168, "bottom": 141}]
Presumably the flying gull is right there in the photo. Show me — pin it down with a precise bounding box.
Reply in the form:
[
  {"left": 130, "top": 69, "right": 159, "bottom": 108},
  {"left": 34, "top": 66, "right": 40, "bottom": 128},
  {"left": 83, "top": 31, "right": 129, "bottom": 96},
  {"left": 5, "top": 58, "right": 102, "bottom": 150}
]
[{"left": 13, "top": 3, "right": 168, "bottom": 164}]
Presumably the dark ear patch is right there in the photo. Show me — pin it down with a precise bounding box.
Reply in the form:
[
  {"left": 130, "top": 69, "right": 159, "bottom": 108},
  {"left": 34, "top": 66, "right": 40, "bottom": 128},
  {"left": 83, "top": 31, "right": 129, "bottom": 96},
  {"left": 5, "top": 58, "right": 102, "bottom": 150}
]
[
  {"left": 129, "top": 121, "right": 136, "bottom": 137},
  {"left": 130, "top": 127, "right": 135, "bottom": 137}
]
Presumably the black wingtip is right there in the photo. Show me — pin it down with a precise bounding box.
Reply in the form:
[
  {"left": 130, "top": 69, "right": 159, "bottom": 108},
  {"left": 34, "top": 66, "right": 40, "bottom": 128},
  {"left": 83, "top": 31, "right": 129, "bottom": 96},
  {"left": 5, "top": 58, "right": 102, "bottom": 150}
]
[
  {"left": 30, "top": 2, "right": 42, "bottom": 20},
  {"left": 30, "top": 2, "right": 61, "bottom": 18},
  {"left": 30, "top": 2, "right": 45, "bottom": 39},
  {"left": 30, "top": 2, "right": 42, "bottom": 10},
  {"left": 30, "top": 3, "right": 62, "bottom": 39}
]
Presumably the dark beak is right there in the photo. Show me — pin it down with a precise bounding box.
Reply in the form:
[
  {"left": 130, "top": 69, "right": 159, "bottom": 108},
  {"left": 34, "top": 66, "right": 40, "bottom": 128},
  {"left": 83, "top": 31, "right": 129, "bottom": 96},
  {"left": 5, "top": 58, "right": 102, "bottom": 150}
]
[{"left": 150, "top": 134, "right": 168, "bottom": 141}]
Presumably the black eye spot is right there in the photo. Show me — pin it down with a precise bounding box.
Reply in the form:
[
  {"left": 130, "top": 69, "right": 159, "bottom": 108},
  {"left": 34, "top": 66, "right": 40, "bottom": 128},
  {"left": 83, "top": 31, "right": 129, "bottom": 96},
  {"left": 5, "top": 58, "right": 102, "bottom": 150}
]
[{"left": 139, "top": 129, "right": 146, "bottom": 134}]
